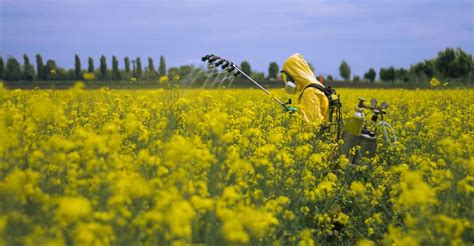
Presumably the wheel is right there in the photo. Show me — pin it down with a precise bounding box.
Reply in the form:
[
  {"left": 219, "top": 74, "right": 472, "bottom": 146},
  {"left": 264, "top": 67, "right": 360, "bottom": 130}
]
[{"left": 376, "top": 121, "right": 397, "bottom": 146}]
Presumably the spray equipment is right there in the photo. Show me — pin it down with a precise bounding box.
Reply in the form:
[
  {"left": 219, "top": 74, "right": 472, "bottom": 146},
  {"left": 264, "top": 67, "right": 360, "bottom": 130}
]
[
  {"left": 202, "top": 54, "right": 296, "bottom": 112},
  {"left": 340, "top": 97, "right": 397, "bottom": 164}
]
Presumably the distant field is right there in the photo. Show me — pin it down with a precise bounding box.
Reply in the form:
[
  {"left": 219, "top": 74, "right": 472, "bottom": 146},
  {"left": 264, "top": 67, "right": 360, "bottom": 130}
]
[
  {"left": 2, "top": 80, "right": 460, "bottom": 90},
  {"left": 0, "top": 88, "right": 472, "bottom": 244}
]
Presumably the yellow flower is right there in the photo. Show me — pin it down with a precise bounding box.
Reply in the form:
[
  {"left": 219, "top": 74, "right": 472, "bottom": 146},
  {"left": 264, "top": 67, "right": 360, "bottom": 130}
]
[
  {"left": 457, "top": 175, "right": 474, "bottom": 195},
  {"left": 159, "top": 75, "right": 169, "bottom": 84},
  {"left": 350, "top": 181, "right": 365, "bottom": 195},
  {"left": 298, "top": 229, "right": 315, "bottom": 246},
  {"left": 335, "top": 212, "right": 350, "bottom": 225},
  {"left": 220, "top": 216, "right": 249, "bottom": 243},
  {"left": 430, "top": 77, "right": 440, "bottom": 87},
  {"left": 191, "top": 195, "right": 213, "bottom": 211},
  {"left": 395, "top": 171, "right": 437, "bottom": 209},
  {"left": 56, "top": 196, "right": 92, "bottom": 224},
  {"left": 0, "top": 86, "right": 472, "bottom": 244},
  {"left": 83, "top": 72, "right": 95, "bottom": 80},
  {"left": 73, "top": 81, "right": 86, "bottom": 90},
  {"left": 356, "top": 239, "right": 375, "bottom": 246}
]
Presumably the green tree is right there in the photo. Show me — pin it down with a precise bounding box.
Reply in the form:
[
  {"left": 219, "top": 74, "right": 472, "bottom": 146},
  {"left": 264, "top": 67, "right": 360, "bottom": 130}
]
[
  {"left": 339, "top": 60, "right": 351, "bottom": 80},
  {"left": 22, "top": 54, "right": 35, "bottom": 81},
  {"left": 66, "top": 69, "right": 76, "bottom": 80},
  {"left": 364, "top": 68, "right": 376, "bottom": 82},
  {"left": 452, "top": 49, "right": 473, "bottom": 80},
  {"left": 395, "top": 68, "right": 409, "bottom": 83},
  {"left": 353, "top": 75, "right": 360, "bottom": 82},
  {"left": 379, "top": 67, "right": 395, "bottom": 82},
  {"left": 136, "top": 57, "right": 142, "bottom": 78},
  {"left": 112, "top": 56, "right": 120, "bottom": 80},
  {"left": 268, "top": 62, "right": 279, "bottom": 79},
  {"left": 147, "top": 57, "right": 156, "bottom": 80},
  {"left": 36, "top": 54, "right": 44, "bottom": 80},
  {"left": 252, "top": 72, "right": 265, "bottom": 82},
  {"left": 74, "top": 54, "right": 82, "bottom": 79},
  {"left": 5, "top": 57, "right": 22, "bottom": 81},
  {"left": 435, "top": 48, "right": 455, "bottom": 78},
  {"left": 240, "top": 61, "right": 252, "bottom": 77},
  {"left": 132, "top": 60, "right": 136, "bottom": 77},
  {"left": 0, "top": 56, "right": 4, "bottom": 79},
  {"left": 326, "top": 75, "right": 334, "bottom": 81},
  {"left": 168, "top": 67, "right": 180, "bottom": 83},
  {"left": 44, "top": 59, "right": 58, "bottom": 80},
  {"left": 436, "top": 48, "right": 473, "bottom": 79},
  {"left": 159, "top": 55, "right": 166, "bottom": 77},
  {"left": 124, "top": 57, "right": 130, "bottom": 79},
  {"left": 148, "top": 57, "right": 155, "bottom": 73},
  {"left": 178, "top": 65, "right": 194, "bottom": 81},
  {"left": 88, "top": 57, "right": 94, "bottom": 73},
  {"left": 99, "top": 55, "right": 107, "bottom": 80},
  {"left": 411, "top": 60, "right": 435, "bottom": 79},
  {"left": 124, "top": 57, "right": 131, "bottom": 73},
  {"left": 54, "top": 67, "right": 67, "bottom": 81}
]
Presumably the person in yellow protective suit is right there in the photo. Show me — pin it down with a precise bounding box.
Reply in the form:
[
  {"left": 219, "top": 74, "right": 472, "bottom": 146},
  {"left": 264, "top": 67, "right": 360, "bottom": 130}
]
[{"left": 281, "top": 53, "right": 329, "bottom": 128}]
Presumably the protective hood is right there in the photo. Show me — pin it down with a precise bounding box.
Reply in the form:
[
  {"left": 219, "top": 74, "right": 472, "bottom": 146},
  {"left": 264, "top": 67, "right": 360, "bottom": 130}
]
[{"left": 282, "top": 53, "right": 323, "bottom": 94}]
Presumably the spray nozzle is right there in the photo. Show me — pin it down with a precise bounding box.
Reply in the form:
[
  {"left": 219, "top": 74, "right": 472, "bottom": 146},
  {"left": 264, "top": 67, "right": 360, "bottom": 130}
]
[
  {"left": 201, "top": 54, "right": 287, "bottom": 109},
  {"left": 208, "top": 56, "right": 220, "bottom": 63},
  {"left": 221, "top": 61, "right": 230, "bottom": 69},
  {"left": 201, "top": 55, "right": 212, "bottom": 62},
  {"left": 215, "top": 60, "right": 225, "bottom": 66}
]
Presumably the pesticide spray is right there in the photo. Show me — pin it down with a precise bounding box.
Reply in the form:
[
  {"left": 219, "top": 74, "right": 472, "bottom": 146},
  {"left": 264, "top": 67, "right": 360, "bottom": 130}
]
[{"left": 201, "top": 54, "right": 296, "bottom": 112}]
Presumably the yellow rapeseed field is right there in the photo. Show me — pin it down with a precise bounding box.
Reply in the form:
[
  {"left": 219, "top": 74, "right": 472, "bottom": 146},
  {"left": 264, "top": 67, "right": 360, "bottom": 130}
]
[{"left": 0, "top": 84, "right": 472, "bottom": 245}]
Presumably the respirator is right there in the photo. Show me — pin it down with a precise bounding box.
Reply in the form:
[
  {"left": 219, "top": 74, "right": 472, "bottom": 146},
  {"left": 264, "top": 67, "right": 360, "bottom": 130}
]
[{"left": 281, "top": 71, "right": 297, "bottom": 94}]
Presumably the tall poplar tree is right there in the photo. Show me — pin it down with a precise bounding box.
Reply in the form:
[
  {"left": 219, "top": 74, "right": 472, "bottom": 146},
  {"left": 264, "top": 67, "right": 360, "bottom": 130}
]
[
  {"left": 124, "top": 57, "right": 131, "bottom": 73},
  {"left": 112, "top": 56, "right": 120, "bottom": 80},
  {"left": 88, "top": 57, "right": 94, "bottom": 73},
  {"left": 74, "top": 54, "right": 82, "bottom": 79},
  {"left": 99, "top": 55, "right": 107, "bottom": 80},
  {"left": 0, "top": 56, "right": 4, "bottom": 80},
  {"left": 36, "top": 54, "right": 44, "bottom": 80},
  {"left": 23, "top": 54, "right": 35, "bottom": 81},
  {"left": 136, "top": 57, "right": 142, "bottom": 78},
  {"left": 159, "top": 55, "right": 166, "bottom": 77}
]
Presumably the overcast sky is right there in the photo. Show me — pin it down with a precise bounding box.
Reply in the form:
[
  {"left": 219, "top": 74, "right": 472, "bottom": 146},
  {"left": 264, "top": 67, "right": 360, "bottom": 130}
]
[{"left": 1, "top": 0, "right": 473, "bottom": 78}]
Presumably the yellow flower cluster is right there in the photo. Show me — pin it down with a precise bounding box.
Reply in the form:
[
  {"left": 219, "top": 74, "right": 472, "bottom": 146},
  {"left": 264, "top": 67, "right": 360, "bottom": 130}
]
[{"left": 0, "top": 85, "right": 472, "bottom": 245}]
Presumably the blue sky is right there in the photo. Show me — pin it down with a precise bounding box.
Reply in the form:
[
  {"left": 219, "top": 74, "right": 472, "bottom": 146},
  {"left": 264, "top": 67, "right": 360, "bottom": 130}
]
[{"left": 1, "top": 0, "right": 473, "bottom": 79}]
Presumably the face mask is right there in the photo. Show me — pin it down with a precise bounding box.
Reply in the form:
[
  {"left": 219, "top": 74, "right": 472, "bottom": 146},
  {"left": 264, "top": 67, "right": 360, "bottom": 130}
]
[
  {"left": 285, "top": 81, "right": 297, "bottom": 94},
  {"left": 281, "top": 70, "right": 297, "bottom": 94}
]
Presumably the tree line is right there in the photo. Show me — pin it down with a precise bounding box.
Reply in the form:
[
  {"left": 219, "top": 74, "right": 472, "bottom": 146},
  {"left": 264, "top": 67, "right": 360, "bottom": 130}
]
[
  {"left": 336, "top": 47, "right": 473, "bottom": 85},
  {"left": 0, "top": 54, "right": 168, "bottom": 82},
  {"left": 0, "top": 53, "right": 283, "bottom": 84},
  {"left": 0, "top": 47, "right": 472, "bottom": 86}
]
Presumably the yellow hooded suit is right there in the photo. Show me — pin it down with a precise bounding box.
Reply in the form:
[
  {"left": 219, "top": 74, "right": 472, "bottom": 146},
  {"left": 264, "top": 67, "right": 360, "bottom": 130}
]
[{"left": 282, "top": 54, "right": 329, "bottom": 128}]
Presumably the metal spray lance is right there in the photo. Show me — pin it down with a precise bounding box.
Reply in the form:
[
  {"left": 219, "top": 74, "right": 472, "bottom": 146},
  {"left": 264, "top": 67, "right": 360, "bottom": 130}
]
[{"left": 201, "top": 54, "right": 297, "bottom": 113}]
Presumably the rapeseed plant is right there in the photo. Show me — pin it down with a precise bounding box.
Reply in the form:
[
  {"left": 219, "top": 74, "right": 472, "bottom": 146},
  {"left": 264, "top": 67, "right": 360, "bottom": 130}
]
[{"left": 0, "top": 87, "right": 472, "bottom": 244}]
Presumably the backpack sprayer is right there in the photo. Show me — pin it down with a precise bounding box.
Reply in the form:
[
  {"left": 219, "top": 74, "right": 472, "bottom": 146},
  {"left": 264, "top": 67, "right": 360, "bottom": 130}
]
[
  {"left": 201, "top": 54, "right": 297, "bottom": 112},
  {"left": 339, "top": 98, "right": 397, "bottom": 164},
  {"left": 201, "top": 54, "right": 344, "bottom": 142},
  {"left": 201, "top": 54, "right": 396, "bottom": 164}
]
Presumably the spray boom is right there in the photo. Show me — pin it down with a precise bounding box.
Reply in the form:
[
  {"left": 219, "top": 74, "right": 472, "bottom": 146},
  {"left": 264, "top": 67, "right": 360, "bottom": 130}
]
[{"left": 201, "top": 54, "right": 295, "bottom": 112}]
